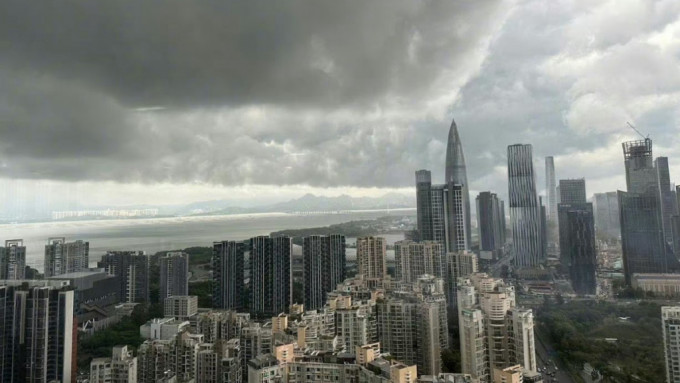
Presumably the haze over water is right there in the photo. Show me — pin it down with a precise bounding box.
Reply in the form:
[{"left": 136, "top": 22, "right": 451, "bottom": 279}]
[{"left": 0, "top": 209, "right": 413, "bottom": 271}]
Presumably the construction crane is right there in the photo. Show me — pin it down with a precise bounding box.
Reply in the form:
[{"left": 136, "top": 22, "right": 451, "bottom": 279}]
[{"left": 627, "top": 121, "right": 648, "bottom": 139}]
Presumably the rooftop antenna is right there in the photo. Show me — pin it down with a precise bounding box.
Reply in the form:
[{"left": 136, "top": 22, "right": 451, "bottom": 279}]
[{"left": 626, "top": 121, "right": 648, "bottom": 139}]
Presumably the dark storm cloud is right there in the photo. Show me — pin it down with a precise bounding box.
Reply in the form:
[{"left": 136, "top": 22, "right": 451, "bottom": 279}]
[
  {"left": 2, "top": 0, "right": 678, "bottom": 192},
  {"left": 0, "top": 0, "right": 501, "bottom": 107},
  {"left": 0, "top": 0, "right": 511, "bottom": 186}
]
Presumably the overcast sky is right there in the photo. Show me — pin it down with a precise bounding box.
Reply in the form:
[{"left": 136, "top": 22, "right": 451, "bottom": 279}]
[{"left": 1, "top": 0, "right": 679, "bottom": 208}]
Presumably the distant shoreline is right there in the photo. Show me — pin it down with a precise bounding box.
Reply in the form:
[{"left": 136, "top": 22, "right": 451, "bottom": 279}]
[{"left": 0, "top": 207, "right": 416, "bottom": 228}]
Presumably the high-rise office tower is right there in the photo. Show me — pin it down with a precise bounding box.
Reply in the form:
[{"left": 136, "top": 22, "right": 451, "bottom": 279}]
[
  {"left": 44, "top": 238, "right": 90, "bottom": 278},
  {"left": 663, "top": 306, "right": 680, "bottom": 383},
  {"left": 394, "top": 240, "right": 444, "bottom": 283},
  {"left": 212, "top": 241, "right": 245, "bottom": 310},
  {"left": 416, "top": 170, "right": 435, "bottom": 242},
  {"left": 540, "top": 196, "right": 548, "bottom": 259},
  {"left": 593, "top": 192, "right": 621, "bottom": 238},
  {"left": 508, "top": 144, "right": 543, "bottom": 268},
  {"left": 302, "top": 235, "right": 346, "bottom": 310},
  {"left": 545, "top": 156, "right": 558, "bottom": 224},
  {"left": 674, "top": 185, "right": 680, "bottom": 257},
  {"left": 476, "top": 192, "right": 506, "bottom": 260},
  {"left": 445, "top": 118, "right": 472, "bottom": 250},
  {"left": 0, "top": 282, "right": 76, "bottom": 383},
  {"left": 618, "top": 139, "right": 675, "bottom": 284},
  {"left": 624, "top": 139, "right": 657, "bottom": 194},
  {"left": 557, "top": 179, "right": 594, "bottom": 272},
  {"left": 416, "top": 172, "right": 470, "bottom": 253},
  {"left": 0, "top": 239, "right": 26, "bottom": 280},
  {"left": 439, "top": 183, "right": 469, "bottom": 252},
  {"left": 356, "top": 236, "right": 387, "bottom": 281},
  {"left": 619, "top": 191, "right": 670, "bottom": 283},
  {"left": 250, "top": 236, "right": 292, "bottom": 317},
  {"left": 159, "top": 252, "right": 189, "bottom": 300},
  {"left": 97, "top": 251, "right": 150, "bottom": 303},
  {"left": 564, "top": 210, "right": 597, "bottom": 295},
  {"left": 559, "top": 179, "right": 587, "bottom": 204},
  {"left": 657, "top": 157, "right": 679, "bottom": 248}
]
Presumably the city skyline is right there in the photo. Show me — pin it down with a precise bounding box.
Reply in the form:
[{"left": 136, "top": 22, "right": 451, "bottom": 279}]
[{"left": 2, "top": 2, "right": 680, "bottom": 382}]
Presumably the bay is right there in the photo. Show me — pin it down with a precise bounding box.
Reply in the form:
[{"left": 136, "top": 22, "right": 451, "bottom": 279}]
[{"left": 0, "top": 209, "right": 414, "bottom": 271}]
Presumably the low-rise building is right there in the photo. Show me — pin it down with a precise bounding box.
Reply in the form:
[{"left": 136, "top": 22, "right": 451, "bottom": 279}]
[
  {"left": 492, "top": 365, "right": 522, "bottom": 383},
  {"left": 632, "top": 274, "right": 680, "bottom": 297},
  {"left": 140, "top": 317, "right": 190, "bottom": 340},
  {"left": 90, "top": 345, "right": 137, "bottom": 383},
  {"left": 164, "top": 295, "right": 198, "bottom": 320},
  {"left": 419, "top": 374, "right": 475, "bottom": 383}
]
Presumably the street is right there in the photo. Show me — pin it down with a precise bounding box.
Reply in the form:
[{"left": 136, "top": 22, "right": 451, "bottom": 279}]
[{"left": 535, "top": 328, "right": 578, "bottom": 383}]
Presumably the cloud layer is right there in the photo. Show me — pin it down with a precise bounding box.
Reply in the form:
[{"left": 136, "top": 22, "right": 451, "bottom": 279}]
[{"left": 1, "top": 0, "right": 679, "bottom": 200}]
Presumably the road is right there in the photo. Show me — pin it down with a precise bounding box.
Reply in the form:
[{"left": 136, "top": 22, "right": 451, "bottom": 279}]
[
  {"left": 490, "top": 251, "right": 513, "bottom": 277},
  {"left": 535, "top": 328, "right": 578, "bottom": 383}
]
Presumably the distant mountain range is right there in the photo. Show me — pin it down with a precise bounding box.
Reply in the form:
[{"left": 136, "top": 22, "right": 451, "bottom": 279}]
[
  {"left": 55, "top": 193, "right": 415, "bottom": 221},
  {"left": 179, "top": 193, "right": 415, "bottom": 216}
]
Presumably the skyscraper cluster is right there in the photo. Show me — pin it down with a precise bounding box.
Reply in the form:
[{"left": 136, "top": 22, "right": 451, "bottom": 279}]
[
  {"left": 212, "top": 236, "right": 293, "bottom": 318},
  {"left": 410, "top": 118, "right": 539, "bottom": 379},
  {"left": 414, "top": 118, "right": 500, "bottom": 311},
  {"left": 416, "top": 120, "right": 472, "bottom": 252},
  {"left": 212, "top": 234, "right": 346, "bottom": 319}
]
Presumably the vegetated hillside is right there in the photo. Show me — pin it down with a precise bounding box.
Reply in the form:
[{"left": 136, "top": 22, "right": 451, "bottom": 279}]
[
  {"left": 185, "top": 193, "right": 415, "bottom": 216},
  {"left": 270, "top": 215, "right": 411, "bottom": 245},
  {"left": 537, "top": 300, "right": 663, "bottom": 382}
]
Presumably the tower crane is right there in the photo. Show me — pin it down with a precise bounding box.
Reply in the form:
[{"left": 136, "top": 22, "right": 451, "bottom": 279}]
[{"left": 626, "top": 122, "right": 648, "bottom": 139}]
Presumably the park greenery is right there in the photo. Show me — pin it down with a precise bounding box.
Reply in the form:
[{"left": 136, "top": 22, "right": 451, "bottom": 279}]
[
  {"left": 536, "top": 300, "right": 664, "bottom": 382},
  {"left": 271, "top": 215, "right": 409, "bottom": 245},
  {"left": 189, "top": 280, "right": 213, "bottom": 307},
  {"left": 78, "top": 303, "right": 162, "bottom": 370}
]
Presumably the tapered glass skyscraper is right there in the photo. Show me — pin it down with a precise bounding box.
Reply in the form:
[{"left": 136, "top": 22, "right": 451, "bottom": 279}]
[
  {"left": 445, "top": 118, "right": 472, "bottom": 250},
  {"left": 508, "top": 144, "right": 543, "bottom": 267}
]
